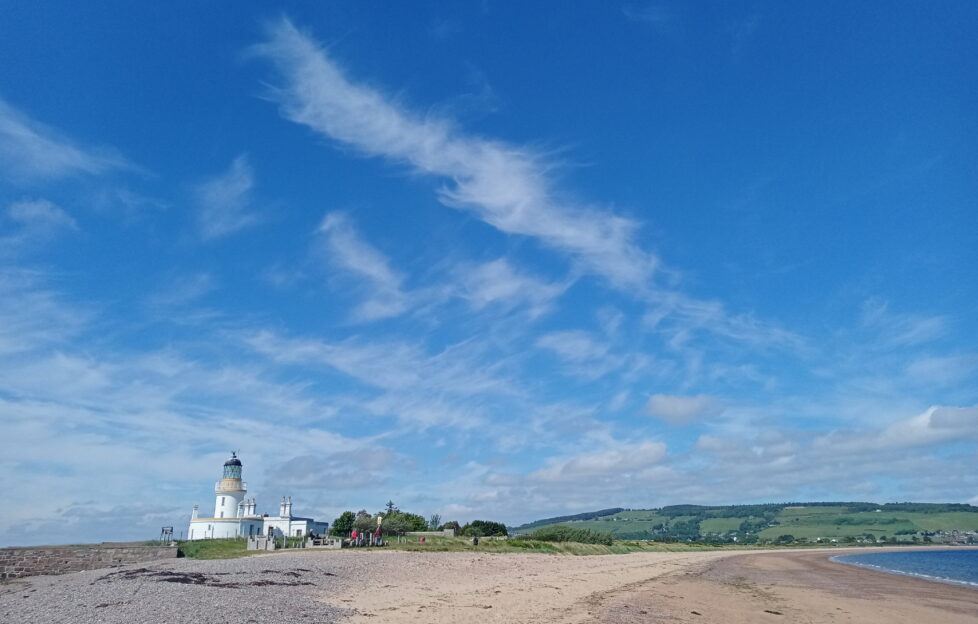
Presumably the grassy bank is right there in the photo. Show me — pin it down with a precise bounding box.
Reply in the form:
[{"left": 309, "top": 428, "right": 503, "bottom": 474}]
[
  {"left": 379, "top": 536, "right": 739, "bottom": 555},
  {"left": 174, "top": 536, "right": 735, "bottom": 558},
  {"left": 176, "top": 535, "right": 907, "bottom": 559},
  {"left": 177, "top": 538, "right": 254, "bottom": 559}
]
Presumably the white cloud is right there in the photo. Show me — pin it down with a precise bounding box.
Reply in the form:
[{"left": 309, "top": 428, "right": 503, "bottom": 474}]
[
  {"left": 904, "top": 354, "right": 978, "bottom": 387},
  {"left": 145, "top": 272, "right": 216, "bottom": 311},
  {"left": 0, "top": 96, "right": 130, "bottom": 181},
  {"left": 861, "top": 298, "right": 947, "bottom": 347},
  {"left": 243, "top": 329, "right": 511, "bottom": 399},
  {"left": 455, "top": 258, "right": 566, "bottom": 317},
  {"left": 0, "top": 270, "right": 91, "bottom": 355},
  {"left": 318, "top": 212, "right": 410, "bottom": 321},
  {"left": 531, "top": 440, "right": 667, "bottom": 482},
  {"left": 196, "top": 155, "right": 260, "bottom": 239},
  {"left": 2, "top": 199, "right": 78, "bottom": 252},
  {"left": 254, "top": 20, "right": 658, "bottom": 289},
  {"left": 646, "top": 292, "right": 803, "bottom": 350},
  {"left": 645, "top": 394, "right": 724, "bottom": 425},
  {"left": 7, "top": 198, "right": 77, "bottom": 232},
  {"left": 536, "top": 330, "right": 610, "bottom": 362},
  {"left": 622, "top": 4, "right": 672, "bottom": 27},
  {"left": 687, "top": 405, "right": 978, "bottom": 506},
  {"left": 873, "top": 404, "right": 978, "bottom": 449},
  {"left": 536, "top": 329, "right": 627, "bottom": 380},
  {"left": 267, "top": 448, "right": 403, "bottom": 490}
]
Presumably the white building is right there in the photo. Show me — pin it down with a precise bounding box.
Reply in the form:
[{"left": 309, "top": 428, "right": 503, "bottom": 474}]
[{"left": 187, "top": 453, "right": 328, "bottom": 540}]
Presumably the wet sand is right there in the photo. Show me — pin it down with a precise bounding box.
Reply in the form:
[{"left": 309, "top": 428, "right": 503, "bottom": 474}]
[{"left": 594, "top": 548, "right": 978, "bottom": 623}]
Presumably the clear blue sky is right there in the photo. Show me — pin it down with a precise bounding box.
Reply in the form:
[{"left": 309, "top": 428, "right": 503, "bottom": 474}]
[{"left": 1, "top": 1, "right": 975, "bottom": 545}]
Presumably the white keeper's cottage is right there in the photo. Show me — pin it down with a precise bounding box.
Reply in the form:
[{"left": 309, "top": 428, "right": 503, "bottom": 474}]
[{"left": 187, "top": 453, "right": 328, "bottom": 540}]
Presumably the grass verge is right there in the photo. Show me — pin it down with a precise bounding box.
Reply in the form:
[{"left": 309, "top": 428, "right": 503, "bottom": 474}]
[
  {"left": 176, "top": 538, "right": 257, "bottom": 559},
  {"left": 380, "top": 536, "right": 739, "bottom": 555},
  {"left": 176, "top": 535, "right": 895, "bottom": 559}
]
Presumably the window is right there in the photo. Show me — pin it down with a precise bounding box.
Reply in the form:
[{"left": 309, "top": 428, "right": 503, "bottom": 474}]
[
  {"left": 220, "top": 512, "right": 224, "bottom": 518},
  {"left": 220, "top": 496, "right": 225, "bottom": 505},
  {"left": 296, "top": 529, "right": 302, "bottom": 537}
]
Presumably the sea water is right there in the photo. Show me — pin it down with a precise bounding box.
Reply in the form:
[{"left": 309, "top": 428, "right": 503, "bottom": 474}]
[{"left": 831, "top": 549, "right": 978, "bottom": 589}]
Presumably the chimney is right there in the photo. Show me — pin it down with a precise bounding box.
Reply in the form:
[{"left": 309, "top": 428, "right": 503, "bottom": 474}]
[
  {"left": 191, "top": 504, "right": 199, "bottom": 520},
  {"left": 285, "top": 496, "right": 293, "bottom": 518},
  {"left": 280, "top": 497, "right": 286, "bottom": 517}
]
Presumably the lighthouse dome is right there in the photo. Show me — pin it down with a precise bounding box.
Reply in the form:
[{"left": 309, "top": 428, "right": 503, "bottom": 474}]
[{"left": 223, "top": 452, "right": 243, "bottom": 479}]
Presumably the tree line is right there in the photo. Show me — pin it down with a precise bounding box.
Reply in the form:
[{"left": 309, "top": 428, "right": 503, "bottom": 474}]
[{"left": 330, "top": 501, "right": 507, "bottom": 537}]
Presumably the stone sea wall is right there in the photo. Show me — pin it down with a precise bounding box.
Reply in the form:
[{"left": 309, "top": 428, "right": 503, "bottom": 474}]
[{"left": 0, "top": 543, "right": 178, "bottom": 580}]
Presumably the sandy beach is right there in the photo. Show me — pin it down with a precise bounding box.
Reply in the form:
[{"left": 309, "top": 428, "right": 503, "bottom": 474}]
[
  {"left": 596, "top": 548, "right": 978, "bottom": 623},
  {"left": 1, "top": 547, "right": 975, "bottom": 623}
]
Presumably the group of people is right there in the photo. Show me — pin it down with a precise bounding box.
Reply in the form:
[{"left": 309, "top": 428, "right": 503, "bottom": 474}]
[{"left": 349, "top": 528, "right": 383, "bottom": 547}]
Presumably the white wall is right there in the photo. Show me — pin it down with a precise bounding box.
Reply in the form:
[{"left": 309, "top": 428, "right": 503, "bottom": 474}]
[
  {"left": 188, "top": 520, "right": 238, "bottom": 540},
  {"left": 213, "top": 490, "right": 245, "bottom": 519},
  {"left": 263, "top": 518, "right": 328, "bottom": 538},
  {"left": 186, "top": 519, "right": 263, "bottom": 540}
]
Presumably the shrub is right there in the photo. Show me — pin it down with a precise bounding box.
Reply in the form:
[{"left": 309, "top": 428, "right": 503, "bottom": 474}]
[
  {"left": 461, "top": 520, "right": 508, "bottom": 537},
  {"left": 332, "top": 511, "right": 355, "bottom": 535},
  {"left": 530, "top": 525, "right": 613, "bottom": 545}
]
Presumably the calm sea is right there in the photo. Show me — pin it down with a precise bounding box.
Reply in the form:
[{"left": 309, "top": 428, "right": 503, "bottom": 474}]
[{"left": 831, "top": 549, "right": 978, "bottom": 589}]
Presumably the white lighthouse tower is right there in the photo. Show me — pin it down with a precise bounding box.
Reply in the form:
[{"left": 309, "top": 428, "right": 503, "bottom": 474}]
[
  {"left": 214, "top": 452, "right": 246, "bottom": 519},
  {"left": 187, "top": 452, "right": 263, "bottom": 540},
  {"left": 186, "top": 452, "right": 328, "bottom": 540}
]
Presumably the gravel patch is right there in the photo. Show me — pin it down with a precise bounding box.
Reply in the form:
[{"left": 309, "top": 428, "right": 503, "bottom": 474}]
[{"left": 0, "top": 551, "right": 362, "bottom": 624}]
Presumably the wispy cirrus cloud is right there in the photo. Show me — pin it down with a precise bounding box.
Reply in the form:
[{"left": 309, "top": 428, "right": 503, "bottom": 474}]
[
  {"left": 253, "top": 20, "right": 802, "bottom": 352},
  {"left": 318, "top": 212, "right": 411, "bottom": 321},
  {"left": 254, "top": 20, "right": 658, "bottom": 290},
  {"left": 196, "top": 155, "right": 261, "bottom": 240},
  {"left": 7, "top": 198, "right": 78, "bottom": 233},
  {"left": 455, "top": 258, "right": 567, "bottom": 318},
  {"left": 243, "top": 329, "right": 512, "bottom": 399},
  {"left": 537, "top": 330, "right": 611, "bottom": 363},
  {"left": 0, "top": 96, "right": 131, "bottom": 182},
  {"left": 2, "top": 199, "right": 78, "bottom": 253},
  {"left": 0, "top": 269, "right": 92, "bottom": 355},
  {"left": 621, "top": 4, "right": 671, "bottom": 28},
  {"left": 860, "top": 297, "right": 947, "bottom": 347}
]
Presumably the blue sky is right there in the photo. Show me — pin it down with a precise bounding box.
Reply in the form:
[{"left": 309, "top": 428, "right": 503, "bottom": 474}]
[{"left": 1, "top": 2, "right": 976, "bottom": 546}]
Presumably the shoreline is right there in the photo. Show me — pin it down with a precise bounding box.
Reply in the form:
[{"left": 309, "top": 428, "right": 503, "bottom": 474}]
[{"left": 829, "top": 549, "right": 978, "bottom": 590}]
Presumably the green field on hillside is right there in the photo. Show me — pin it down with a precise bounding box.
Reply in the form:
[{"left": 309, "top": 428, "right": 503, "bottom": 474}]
[
  {"left": 513, "top": 502, "right": 978, "bottom": 543},
  {"left": 902, "top": 512, "right": 978, "bottom": 531},
  {"left": 699, "top": 517, "right": 744, "bottom": 533}
]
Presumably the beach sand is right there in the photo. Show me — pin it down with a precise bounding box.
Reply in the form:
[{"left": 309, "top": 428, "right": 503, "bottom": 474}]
[
  {"left": 595, "top": 548, "right": 978, "bottom": 623},
  {"left": 323, "top": 547, "right": 978, "bottom": 623},
  {"left": 2, "top": 547, "right": 976, "bottom": 623}
]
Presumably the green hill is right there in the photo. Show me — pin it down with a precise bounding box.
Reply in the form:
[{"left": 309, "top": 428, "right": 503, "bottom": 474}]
[{"left": 511, "top": 503, "right": 978, "bottom": 544}]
